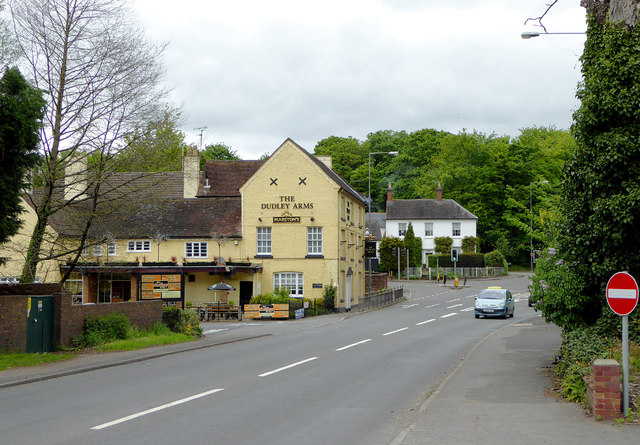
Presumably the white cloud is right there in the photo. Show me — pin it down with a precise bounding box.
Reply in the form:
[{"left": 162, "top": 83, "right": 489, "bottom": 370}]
[{"left": 133, "top": 0, "right": 587, "bottom": 159}]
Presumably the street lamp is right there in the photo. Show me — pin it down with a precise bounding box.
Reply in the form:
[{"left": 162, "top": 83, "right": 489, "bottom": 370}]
[
  {"left": 521, "top": 31, "right": 585, "bottom": 39},
  {"left": 368, "top": 151, "right": 399, "bottom": 213},
  {"left": 530, "top": 180, "right": 548, "bottom": 272}
]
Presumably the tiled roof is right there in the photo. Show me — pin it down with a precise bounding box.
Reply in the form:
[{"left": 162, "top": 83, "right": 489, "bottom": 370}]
[
  {"left": 198, "top": 160, "right": 264, "bottom": 197},
  {"left": 386, "top": 199, "right": 477, "bottom": 220},
  {"left": 365, "top": 213, "right": 386, "bottom": 240}
]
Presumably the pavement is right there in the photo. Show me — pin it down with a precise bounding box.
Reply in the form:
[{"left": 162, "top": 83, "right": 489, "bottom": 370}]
[{"left": 1, "top": 311, "right": 638, "bottom": 443}]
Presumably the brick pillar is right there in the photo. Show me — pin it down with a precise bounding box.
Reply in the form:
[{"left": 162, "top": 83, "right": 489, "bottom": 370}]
[{"left": 593, "top": 359, "right": 621, "bottom": 419}]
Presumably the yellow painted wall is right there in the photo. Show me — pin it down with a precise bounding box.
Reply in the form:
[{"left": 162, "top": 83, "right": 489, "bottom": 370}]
[
  {"left": 240, "top": 140, "right": 365, "bottom": 308},
  {"left": 0, "top": 199, "right": 61, "bottom": 283}
]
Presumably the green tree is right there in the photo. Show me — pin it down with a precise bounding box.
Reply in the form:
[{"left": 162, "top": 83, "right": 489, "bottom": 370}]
[
  {"left": 200, "top": 143, "right": 240, "bottom": 168},
  {"left": 116, "top": 108, "right": 187, "bottom": 172},
  {"left": 403, "top": 223, "right": 422, "bottom": 267},
  {"left": 379, "top": 236, "right": 406, "bottom": 274},
  {"left": 0, "top": 67, "right": 45, "bottom": 251},
  {"left": 314, "top": 136, "right": 366, "bottom": 186},
  {"left": 12, "top": 0, "right": 168, "bottom": 283},
  {"left": 538, "top": 9, "right": 640, "bottom": 329}
]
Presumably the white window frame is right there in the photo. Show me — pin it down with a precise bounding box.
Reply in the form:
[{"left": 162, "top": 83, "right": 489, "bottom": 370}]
[
  {"left": 257, "top": 227, "right": 272, "bottom": 255},
  {"left": 425, "top": 222, "right": 433, "bottom": 237},
  {"left": 93, "top": 244, "right": 103, "bottom": 256},
  {"left": 398, "top": 223, "right": 407, "bottom": 236},
  {"left": 128, "top": 240, "right": 151, "bottom": 252},
  {"left": 185, "top": 241, "right": 208, "bottom": 258},
  {"left": 452, "top": 222, "right": 461, "bottom": 237},
  {"left": 107, "top": 242, "right": 117, "bottom": 256},
  {"left": 273, "top": 272, "right": 304, "bottom": 297},
  {"left": 307, "top": 227, "right": 323, "bottom": 255},
  {"left": 64, "top": 272, "right": 83, "bottom": 305}
]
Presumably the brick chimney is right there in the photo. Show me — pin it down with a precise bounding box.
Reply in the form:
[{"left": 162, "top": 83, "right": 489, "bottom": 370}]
[
  {"left": 183, "top": 145, "right": 200, "bottom": 199},
  {"left": 64, "top": 153, "right": 87, "bottom": 201},
  {"left": 316, "top": 155, "right": 332, "bottom": 170},
  {"left": 387, "top": 182, "right": 393, "bottom": 202},
  {"left": 436, "top": 182, "right": 443, "bottom": 201}
]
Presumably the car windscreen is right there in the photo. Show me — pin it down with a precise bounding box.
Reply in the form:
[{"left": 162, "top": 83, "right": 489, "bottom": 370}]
[{"left": 478, "top": 290, "right": 504, "bottom": 300}]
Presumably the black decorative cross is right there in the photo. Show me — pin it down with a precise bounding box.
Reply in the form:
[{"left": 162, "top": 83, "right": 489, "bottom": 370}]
[
  {"left": 299, "top": 177, "right": 307, "bottom": 185},
  {"left": 270, "top": 178, "right": 278, "bottom": 186}
]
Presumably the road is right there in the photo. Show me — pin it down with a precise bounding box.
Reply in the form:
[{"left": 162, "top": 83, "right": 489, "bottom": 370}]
[{"left": 0, "top": 274, "right": 533, "bottom": 445}]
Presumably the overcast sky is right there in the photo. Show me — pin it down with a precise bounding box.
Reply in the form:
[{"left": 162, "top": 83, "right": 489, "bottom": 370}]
[{"left": 132, "top": 0, "right": 587, "bottom": 160}]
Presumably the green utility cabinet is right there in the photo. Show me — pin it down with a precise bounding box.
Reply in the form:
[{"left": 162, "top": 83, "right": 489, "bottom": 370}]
[{"left": 26, "top": 296, "right": 54, "bottom": 353}]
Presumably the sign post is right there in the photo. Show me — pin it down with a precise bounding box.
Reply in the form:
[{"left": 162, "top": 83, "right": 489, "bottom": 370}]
[{"left": 606, "top": 271, "right": 639, "bottom": 416}]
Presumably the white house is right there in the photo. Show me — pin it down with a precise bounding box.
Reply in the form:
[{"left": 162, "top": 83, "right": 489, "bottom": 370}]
[{"left": 384, "top": 183, "right": 477, "bottom": 265}]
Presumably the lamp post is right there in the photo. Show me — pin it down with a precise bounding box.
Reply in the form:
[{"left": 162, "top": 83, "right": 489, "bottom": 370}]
[
  {"left": 368, "top": 151, "right": 399, "bottom": 213},
  {"left": 530, "top": 180, "right": 548, "bottom": 272},
  {"left": 521, "top": 31, "right": 585, "bottom": 39}
]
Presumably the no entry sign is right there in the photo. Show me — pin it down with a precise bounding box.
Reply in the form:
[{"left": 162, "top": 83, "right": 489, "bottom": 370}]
[{"left": 606, "top": 272, "right": 639, "bottom": 316}]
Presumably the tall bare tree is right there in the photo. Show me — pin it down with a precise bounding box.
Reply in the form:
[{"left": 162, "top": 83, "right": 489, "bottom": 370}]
[{"left": 9, "top": 0, "right": 168, "bottom": 282}]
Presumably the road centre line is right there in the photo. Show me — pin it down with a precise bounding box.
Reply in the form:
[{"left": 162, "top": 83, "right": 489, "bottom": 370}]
[
  {"left": 403, "top": 303, "right": 419, "bottom": 309},
  {"left": 425, "top": 304, "right": 440, "bottom": 308},
  {"left": 441, "top": 313, "right": 458, "bottom": 318},
  {"left": 446, "top": 298, "right": 460, "bottom": 303},
  {"left": 416, "top": 319, "right": 436, "bottom": 326},
  {"left": 383, "top": 327, "right": 409, "bottom": 336},
  {"left": 336, "top": 339, "right": 372, "bottom": 351},
  {"left": 91, "top": 388, "right": 224, "bottom": 430},
  {"left": 446, "top": 304, "right": 462, "bottom": 309},
  {"left": 258, "top": 357, "right": 318, "bottom": 377},
  {"left": 460, "top": 307, "right": 474, "bottom": 312}
]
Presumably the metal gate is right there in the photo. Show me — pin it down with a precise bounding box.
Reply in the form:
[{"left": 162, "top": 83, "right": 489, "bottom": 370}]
[{"left": 26, "top": 296, "right": 54, "bottom": 353}]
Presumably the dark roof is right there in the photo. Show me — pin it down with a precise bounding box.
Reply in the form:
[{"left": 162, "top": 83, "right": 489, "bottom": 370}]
[
  {"left": 198, "top": 160, "right": 264, "bottom": 197},
  {"left": 386, "top": 199, "right": 477, "bottom": 220},
  {"left": 365, "top": 213, "right": 386, "bottom": 240}
]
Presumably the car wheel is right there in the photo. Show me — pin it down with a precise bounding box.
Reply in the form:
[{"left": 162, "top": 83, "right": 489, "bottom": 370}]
[{"left": 475, "top": 314, "right": 479, "bottom": 319}]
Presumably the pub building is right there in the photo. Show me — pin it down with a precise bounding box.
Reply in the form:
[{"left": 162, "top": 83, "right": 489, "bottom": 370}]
[{"left": 2, "top": 139, "right": 366, "bottom": 311}]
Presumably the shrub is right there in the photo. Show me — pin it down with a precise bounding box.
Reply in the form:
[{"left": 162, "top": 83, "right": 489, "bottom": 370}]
[
  {"left": 73, "top": 312, "right": 131, "bottom": 348},
  {"left": 249, "top": 288, "right": 291, "bottom": 305},
  {"left": 484, "top": 250, "right": 506, "bottom": 268},
  {"left": 162, "top": 307, "right": 202, "bottom": 337},
  {"left": 323, "top": 281, "right": 336, "bottom": 312}
]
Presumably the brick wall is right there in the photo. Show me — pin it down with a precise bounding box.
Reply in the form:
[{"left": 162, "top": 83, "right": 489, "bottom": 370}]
[
  {"left": 586, "top": 359, "right": 621, "bottom": 419},
  {"left": 57, "top": 298, "right": 163, "bottom": 345},
  {"left": 366, "top": 272, "right": 388, "bottom": 292},
  {"left": 0, "top": 284, "right": 162, "bottom": 351}
]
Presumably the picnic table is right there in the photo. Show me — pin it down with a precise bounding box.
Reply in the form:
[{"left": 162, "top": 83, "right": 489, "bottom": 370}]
[{"left": 196, "top": 303, "right": 241, "bottom": 321}]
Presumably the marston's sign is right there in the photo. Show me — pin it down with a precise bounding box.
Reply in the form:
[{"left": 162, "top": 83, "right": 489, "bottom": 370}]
[{"left": 606, "top": 271, "right": 639, "bottom": 316}]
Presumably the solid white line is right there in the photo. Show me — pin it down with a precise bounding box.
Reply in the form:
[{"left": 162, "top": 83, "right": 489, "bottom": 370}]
[
  {"left": 383, "top": 327, "right": 409, "bottom": 336},
  {"left": 336, "top": 339, "right": 372, "bottom": 351},
  {"left": 91, "top": 388, "right": 224, "bottom": 430},
  {"left": 446, "top": 304, "right": 462, "bottom": 309},
  {"left": 258, "top": 357, "right": 318, "bottom": 377},
  {"left": 416, "top": 319, "right": 436, "bottom": 326},
  {"left": 441, "top": 313, "right": 457, "bottom": 318},
  {"left": 202, "top": 329, "right": 227, "bottom": 335}
]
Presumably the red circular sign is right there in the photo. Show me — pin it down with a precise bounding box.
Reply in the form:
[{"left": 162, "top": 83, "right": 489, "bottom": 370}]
[{"left": 606, "top": 272, "right": 639, "bottom": 316}]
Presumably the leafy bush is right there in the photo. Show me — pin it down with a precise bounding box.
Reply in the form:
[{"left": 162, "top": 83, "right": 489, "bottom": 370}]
[
  {"left": 162, "top": 307, "right": 202, "bottom": 337},
  {"left": 249, "top": 287, "right": 291, "bottom": 305},
  {"left": 427, "top": 253, "right": 484, "bottom": 268},
  {"left": 73, "top": 312, "right": 131, "bottom": 347},
  {"left": 555, "top": 327, "right": 618, "bottom": 404},
  {"left": 322, "top": 281, "right": 336, "bottom": 312},
  {"left": 484, "top": 250, "right": 506, "bottom": 268}
]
